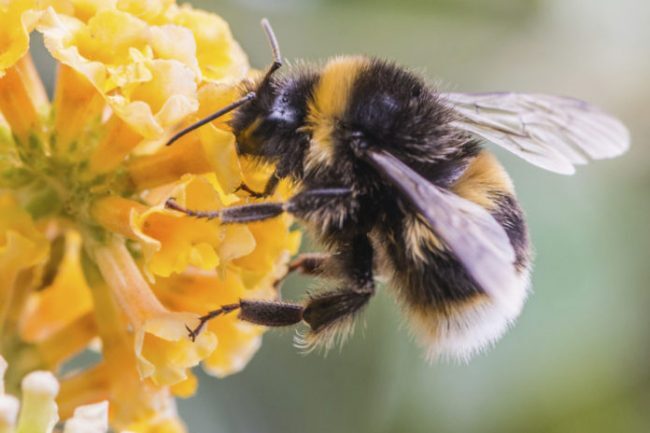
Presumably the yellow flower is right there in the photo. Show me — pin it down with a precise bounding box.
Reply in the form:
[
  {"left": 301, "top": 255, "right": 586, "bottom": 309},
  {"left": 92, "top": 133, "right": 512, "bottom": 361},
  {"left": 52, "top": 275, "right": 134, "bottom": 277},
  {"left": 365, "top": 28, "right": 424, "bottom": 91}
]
[
  {"left": 57, "top": 270, "right": 188, "bottom": 432},
  {"left": 0, "top": 0, "right": 71, "bottom": 79},
  {"left": 132, "top": 174, "right": 255, "bottom": 278},
  {"left": 19, "top": 230, "right": 93, "bottom": 343},
  {"left": 0, "top": 1, "right": 300, "bottom": 430},
  {"left": 166, "top": 3, "right": 248, "bottom": 83},
  {"left": 39, "top": 8, "right": 200, "bottom": 139}
]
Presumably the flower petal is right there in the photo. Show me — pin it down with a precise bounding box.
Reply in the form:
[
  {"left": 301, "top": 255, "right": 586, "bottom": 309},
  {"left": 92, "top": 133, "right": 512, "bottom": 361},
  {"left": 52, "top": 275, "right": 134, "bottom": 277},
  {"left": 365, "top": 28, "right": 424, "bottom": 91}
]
[
  {"left": 0, "top": 194, "right": 49, "bottom": 328},
  {"left": 39, "top": 9, "right": 200, "bottom": 139},
  {"left": 126, "top": 124, "right": 238, "bottom": 191},
  {"left": 154, "top": 269, "right": 270, "bottom": 378},
  {"left": 130, "top": 174, "right": 254, "bottom": 278},
  {"left": 20, "top": 231, "right": 93, "bottom": 342},
  {"left": 67, "top": 0, "right": 117, "bottom": 22},
  {"left": 116, "top": 0, "right": 175, "bottom": 23},
  {"left": 233, "top": 212, "right": 302, "bottom": 290},
  {"left": 0, "top": 1, "right": 58, "bottom": 76},
  {"left": 92, "top": 239, "right": 216, "bottom": 389},
  {"left": 135, "top": 312, "right": 216, "bottom": 386},
  {"left": 0, "top": 54, "right": 48, "bottom": 144},
  {"left": 150, "top": 24, "right": 201, "bottom": 80},
  {"left": 167, "top": 4, "right": 248, "bottom": 83},
  {"left": 52, "top": 64, "right": 105, "bottom": 157}
]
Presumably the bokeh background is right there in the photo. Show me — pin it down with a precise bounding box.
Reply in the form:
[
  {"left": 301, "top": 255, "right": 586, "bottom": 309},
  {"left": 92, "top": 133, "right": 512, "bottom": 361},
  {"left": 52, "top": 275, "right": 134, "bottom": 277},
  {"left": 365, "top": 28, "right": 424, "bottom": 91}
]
[
  {"left": 180, "top": 1, "right": 649, "bottom": 432},
  {"left": 36, "top": 0, "right": 649, "bottom": 431}
]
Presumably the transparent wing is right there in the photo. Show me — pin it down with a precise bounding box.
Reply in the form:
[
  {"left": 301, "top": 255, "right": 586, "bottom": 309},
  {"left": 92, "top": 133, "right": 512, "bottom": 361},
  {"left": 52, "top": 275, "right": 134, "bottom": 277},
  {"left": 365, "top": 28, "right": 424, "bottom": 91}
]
[
  {"left": 364, "top": 149, "right": 518, "bottom": 300},
  {"left": 442, "top": 92, "right": 630, "bottom": 174}
]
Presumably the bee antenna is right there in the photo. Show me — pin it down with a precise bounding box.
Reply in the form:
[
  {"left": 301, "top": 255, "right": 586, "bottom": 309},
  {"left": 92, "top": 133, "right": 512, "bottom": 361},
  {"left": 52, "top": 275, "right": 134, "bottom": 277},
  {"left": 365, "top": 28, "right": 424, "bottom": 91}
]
[
  {"left": 165, "top": 92, "right": 256, "bottom": 147},
  {"left": 260, "top": 18, "right": 283, "bottom": 81},
  {"left": 165, "top": 19, "right": 282, "bottom": 147}
]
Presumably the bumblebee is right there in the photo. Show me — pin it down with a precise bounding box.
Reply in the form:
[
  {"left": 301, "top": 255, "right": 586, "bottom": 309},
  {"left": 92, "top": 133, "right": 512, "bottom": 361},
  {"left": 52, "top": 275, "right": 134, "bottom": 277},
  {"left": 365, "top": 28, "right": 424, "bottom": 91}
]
[{"left": 165, "top": 20, "right": 629, "bottom": 360}]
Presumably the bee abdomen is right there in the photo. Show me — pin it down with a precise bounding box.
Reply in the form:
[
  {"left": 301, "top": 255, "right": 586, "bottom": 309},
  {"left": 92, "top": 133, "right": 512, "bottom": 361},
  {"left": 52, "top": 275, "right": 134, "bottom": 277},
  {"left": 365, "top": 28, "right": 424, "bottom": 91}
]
[{"left": 377, "top": 189, "right": 531, "bottom": 361}]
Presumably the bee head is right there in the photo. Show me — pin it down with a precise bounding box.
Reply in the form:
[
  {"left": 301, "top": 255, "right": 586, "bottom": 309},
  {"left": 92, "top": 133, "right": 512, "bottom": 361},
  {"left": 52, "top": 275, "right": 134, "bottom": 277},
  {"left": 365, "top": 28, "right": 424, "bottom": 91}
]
[
  {"left": 165, "top": 18, "right": 316, "bottom": 168},
  {"left": 230, "top": 73, "right": 315, "bottom": 159}
]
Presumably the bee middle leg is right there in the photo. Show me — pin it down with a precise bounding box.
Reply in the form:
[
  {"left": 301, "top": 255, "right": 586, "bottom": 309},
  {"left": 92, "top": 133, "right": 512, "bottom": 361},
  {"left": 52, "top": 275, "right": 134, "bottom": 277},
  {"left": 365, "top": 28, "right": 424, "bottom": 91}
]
[{"left": 273, "top": 252, "right": 331, "bottom": 291}]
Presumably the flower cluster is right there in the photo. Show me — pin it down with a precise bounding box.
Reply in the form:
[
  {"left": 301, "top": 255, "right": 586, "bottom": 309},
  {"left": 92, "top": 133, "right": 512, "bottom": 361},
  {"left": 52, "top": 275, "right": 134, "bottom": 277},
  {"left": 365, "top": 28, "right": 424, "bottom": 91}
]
[{"left": 0, "top": 1, "right": 300, "bottom": 430}]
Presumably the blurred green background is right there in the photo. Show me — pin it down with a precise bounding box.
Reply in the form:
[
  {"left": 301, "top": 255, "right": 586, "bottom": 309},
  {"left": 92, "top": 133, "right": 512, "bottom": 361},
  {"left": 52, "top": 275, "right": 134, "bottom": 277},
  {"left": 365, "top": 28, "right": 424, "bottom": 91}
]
[{"left": 176, "top": 0, "right": 650, "bottom": 432}]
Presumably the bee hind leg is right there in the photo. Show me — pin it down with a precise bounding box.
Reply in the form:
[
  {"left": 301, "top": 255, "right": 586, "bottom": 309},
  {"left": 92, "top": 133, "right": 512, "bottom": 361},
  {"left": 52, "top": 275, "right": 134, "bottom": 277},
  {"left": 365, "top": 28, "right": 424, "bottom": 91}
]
[
  {"left": 187, "top": 299, "right": 306, "bottom": 341},
  {"left": 187, "top": 235, "right": 376, "bottom": 354},
  {"left": 297, "top": 284, "right": 374, "bottom": 352},
  {"left": 185, "top": 251, "right": 345, "bottom": 341},
  {"left": 297, "top": 234, "right": 376, "bottom": 351}
]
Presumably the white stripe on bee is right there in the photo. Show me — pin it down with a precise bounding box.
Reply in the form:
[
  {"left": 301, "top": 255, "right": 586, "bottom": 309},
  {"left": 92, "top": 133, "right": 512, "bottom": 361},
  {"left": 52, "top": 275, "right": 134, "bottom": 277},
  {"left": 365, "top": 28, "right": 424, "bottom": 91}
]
[{"left": 409, "top": 267, "right": 531, "bottom": 362}]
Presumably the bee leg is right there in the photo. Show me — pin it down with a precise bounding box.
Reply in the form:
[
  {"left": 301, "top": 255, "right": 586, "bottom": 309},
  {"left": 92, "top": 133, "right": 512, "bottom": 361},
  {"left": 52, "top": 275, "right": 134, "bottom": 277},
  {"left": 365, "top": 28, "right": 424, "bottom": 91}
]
[
  {"left": 235, "top": 170, "right": 281, "bottom": 199},
  {"left": 187, "top": 303, "right": 240, "bottom": 341},
  {"left": 274, "top": 252, "right": 331, "bottom": 290},
  {"left": 165, "top": 187, "right": 352, "bottom": 223},
  {"left": 238, "top": 299, "right": 304, "bottom": 327},
  {"left": 299, "top": 235, "right": 376, "bottom": 350},
  {"left": 289, "top": 252, "right": 331, "bottom": 275},
  {"left": 188, "top": 252, "right": 332, "bottom": 339},
  {"left": 187, "top": 300, "right": 305, "bottom": 341},
  {"left": 301, "top": 284, "right": 374, "bottom": 336},
  {"left": 187, "top": 237, "right": 374, "bottom": 348},
  {"left": 186, "top": 235, "right": 372, "bottom": 345},
  {"left": 273, "top": 253, "right": 327, "bottom": 299}
]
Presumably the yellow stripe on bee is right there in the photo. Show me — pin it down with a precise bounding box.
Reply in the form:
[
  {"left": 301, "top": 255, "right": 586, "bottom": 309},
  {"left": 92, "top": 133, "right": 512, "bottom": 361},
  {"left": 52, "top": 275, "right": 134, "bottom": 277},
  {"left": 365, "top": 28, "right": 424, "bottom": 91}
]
[
  {"left": 304, "top": 56, "right": 369, "bottom": 172},
  {"left": 404, "top": 213, "right": 446, "bottom": 263},
  {"left": 452, "top": 151, "right": 514, "bottom": 210}
]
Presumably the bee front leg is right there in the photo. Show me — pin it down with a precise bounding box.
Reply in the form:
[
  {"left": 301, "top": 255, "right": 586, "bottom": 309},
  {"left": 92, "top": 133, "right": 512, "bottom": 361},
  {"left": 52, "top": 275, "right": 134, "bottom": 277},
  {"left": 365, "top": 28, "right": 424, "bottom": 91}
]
[
  {"left": 236, "top": 170, "right": 282, "bottom": 198},
  {"left": 165, "top": 187, "right": 353, "bottom": 223}
]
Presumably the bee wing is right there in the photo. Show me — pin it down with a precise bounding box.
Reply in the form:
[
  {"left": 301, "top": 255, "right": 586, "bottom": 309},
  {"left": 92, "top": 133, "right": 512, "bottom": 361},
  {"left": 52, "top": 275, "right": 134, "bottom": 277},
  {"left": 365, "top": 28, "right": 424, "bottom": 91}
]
[
  {"left": 364, "top": 149, "right": 517, "bottom": 300},
  {"left": 442, "top": 92, "right": 630, "bottom": 174}
]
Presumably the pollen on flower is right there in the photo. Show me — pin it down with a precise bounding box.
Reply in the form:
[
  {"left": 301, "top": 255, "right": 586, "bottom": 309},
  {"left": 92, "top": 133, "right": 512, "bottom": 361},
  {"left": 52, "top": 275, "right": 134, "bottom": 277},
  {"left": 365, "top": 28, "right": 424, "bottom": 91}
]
[{"left": 0, "top": 1, "right": 300, "bottom": 430}]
